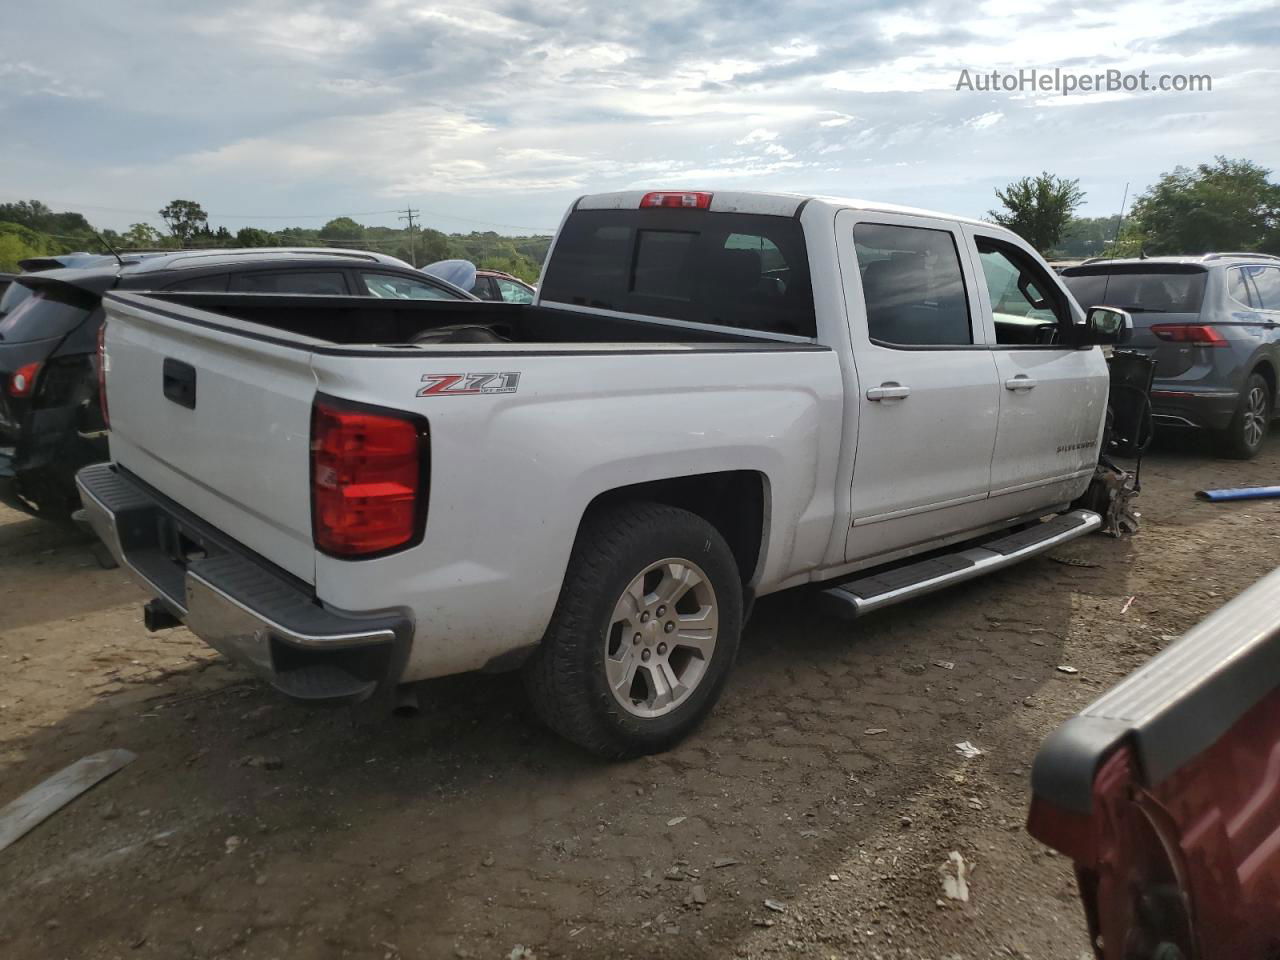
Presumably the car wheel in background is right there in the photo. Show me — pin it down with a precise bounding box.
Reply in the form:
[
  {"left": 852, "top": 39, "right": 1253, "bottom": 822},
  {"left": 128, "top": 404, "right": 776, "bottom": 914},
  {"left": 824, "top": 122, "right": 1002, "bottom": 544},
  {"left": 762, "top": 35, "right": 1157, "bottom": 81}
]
[
  {"left": 522, "top": 501, "right": 742, "bottom": 758},
  {"left": 1217, "top": 372, "right": 1272, "bottom": 460}
]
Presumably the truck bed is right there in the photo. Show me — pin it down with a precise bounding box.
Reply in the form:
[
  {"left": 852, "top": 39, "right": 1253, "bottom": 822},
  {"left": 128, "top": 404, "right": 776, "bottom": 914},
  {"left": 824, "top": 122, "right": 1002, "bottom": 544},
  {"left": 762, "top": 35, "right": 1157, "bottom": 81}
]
[{"left": 126, "top": 291, "right": 808, "bottom": 349}]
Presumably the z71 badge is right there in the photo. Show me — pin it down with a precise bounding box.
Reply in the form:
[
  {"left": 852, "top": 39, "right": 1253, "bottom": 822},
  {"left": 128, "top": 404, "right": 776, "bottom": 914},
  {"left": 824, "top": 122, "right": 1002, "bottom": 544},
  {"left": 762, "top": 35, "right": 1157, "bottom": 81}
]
[{"left": 417, "top": 372, "right": 521, "bottom": 397}]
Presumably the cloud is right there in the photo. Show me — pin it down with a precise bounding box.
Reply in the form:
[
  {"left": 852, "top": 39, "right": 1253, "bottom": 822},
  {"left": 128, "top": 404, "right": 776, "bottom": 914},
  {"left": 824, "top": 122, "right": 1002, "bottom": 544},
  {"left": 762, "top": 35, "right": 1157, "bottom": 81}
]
[
  {"left": 0, "top": 63, "right": 100, "bottom": 100},
  {"left": 1151, "top": 4, "right": 1280, "bottom": 50},
  {"left": 0, "top": 0, "right": 1275, "bottom": 233}
]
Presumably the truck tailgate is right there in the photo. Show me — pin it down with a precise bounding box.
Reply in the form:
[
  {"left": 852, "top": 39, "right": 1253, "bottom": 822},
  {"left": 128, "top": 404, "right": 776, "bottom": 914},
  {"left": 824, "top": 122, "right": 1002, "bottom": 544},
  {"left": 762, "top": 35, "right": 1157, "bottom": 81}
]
[{"left": 102, "top": 294, "right": 318, "bottom": 583}]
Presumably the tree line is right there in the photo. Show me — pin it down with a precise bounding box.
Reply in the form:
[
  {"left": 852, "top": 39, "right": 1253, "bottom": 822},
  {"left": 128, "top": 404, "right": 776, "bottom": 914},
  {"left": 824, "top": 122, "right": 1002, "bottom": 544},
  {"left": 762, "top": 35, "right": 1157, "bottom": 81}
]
[
  {"left": 4, "top": 155, "right": 1278, "bottom": 275},
  {"left": 0, "top": 199, "right": 551, "bottom": 281},
  {"left": 989, "top": 157, "right": 1280, "bottom": 259}
]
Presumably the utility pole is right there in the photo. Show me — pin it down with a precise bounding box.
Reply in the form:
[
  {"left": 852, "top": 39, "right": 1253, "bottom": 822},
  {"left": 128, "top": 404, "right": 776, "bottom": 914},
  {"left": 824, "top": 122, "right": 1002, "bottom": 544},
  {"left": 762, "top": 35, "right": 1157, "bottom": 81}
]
[{"left": 399, "top": 205, "right": 419, "bottom": 267}]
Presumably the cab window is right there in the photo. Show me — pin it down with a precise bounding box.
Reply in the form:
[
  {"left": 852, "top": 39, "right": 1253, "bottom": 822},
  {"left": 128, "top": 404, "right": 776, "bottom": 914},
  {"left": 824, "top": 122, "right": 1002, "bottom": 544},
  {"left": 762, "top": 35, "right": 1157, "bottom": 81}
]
[
  {"left": 540, "top": 209, "right": 816, "bottom": 337},
  {"left": 852, "top": 222, "right": 972, "bottom": 346}
]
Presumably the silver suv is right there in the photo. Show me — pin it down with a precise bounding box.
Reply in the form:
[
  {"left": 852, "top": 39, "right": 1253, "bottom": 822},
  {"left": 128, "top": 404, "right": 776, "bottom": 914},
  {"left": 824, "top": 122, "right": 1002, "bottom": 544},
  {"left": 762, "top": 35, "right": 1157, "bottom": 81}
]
[{"left": 1062, "top": 254, "right": 1280, "bottom": 458}]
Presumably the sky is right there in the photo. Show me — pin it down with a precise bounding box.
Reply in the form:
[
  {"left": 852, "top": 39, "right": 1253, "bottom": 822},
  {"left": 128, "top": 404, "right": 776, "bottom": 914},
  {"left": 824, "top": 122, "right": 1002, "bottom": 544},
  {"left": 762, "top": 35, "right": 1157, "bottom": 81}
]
[{"left": 2, "top": 0, "right": 1278, "bottom": 237}]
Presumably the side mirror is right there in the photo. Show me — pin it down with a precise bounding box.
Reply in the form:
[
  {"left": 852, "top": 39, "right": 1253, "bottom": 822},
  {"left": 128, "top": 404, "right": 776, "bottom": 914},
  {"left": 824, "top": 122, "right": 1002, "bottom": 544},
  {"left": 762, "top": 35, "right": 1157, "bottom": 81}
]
[{"left": 1081, "top": 306, "right": 1133, "bottom": 345}]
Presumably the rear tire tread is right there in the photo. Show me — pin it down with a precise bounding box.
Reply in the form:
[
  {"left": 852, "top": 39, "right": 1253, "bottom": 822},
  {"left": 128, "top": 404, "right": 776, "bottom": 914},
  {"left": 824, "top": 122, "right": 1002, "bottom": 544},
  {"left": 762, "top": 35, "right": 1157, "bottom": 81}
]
[
  {"left": 1217, "top": 372, "right": 1272, "bottom": 460},
  {"left": 522, "top": 501, "right": 741, "bottom": 759}
]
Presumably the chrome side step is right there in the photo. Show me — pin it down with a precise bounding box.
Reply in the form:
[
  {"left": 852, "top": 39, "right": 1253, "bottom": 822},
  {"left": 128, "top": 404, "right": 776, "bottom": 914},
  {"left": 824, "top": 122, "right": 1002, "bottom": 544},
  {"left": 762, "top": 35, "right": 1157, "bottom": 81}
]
[{"left": 820, "top": 509, "right": 1102, "bottom": 618}]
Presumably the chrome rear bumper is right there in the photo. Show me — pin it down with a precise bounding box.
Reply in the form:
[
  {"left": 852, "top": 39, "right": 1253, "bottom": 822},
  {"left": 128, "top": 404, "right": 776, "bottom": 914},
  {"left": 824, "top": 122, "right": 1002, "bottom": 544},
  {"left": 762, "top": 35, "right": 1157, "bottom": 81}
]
[{"left": 76, "top": 462, "right": 410, "bottom": 703}]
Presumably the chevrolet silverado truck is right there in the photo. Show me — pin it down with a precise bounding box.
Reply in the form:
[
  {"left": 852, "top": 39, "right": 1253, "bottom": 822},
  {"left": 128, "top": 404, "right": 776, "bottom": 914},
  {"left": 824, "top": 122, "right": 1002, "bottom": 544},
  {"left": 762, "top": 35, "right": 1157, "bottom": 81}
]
[
  {"left": 77, "top": 190, "right": 1133, "bottom": 757},
  {"left": 1029, "top": 565, "right": 1280, "bottom": 959}
]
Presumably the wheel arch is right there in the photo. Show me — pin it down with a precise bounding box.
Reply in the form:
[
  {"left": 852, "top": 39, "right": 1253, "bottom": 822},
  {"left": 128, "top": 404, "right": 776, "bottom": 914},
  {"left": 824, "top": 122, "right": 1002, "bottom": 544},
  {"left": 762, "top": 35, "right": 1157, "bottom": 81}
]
[{"left": 580, "top": 470, "right": 770, "bottom": 591}]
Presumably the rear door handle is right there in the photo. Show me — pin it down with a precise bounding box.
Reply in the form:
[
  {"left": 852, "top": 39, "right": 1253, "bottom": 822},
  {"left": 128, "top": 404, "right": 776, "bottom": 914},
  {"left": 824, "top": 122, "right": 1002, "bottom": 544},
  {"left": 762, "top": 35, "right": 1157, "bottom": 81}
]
[
  {"left": 866, "top": 383, "right": 911, "bottom": 401},
  {"left": 1005, "top": 376, "right": 1038, "bottom": 391}
]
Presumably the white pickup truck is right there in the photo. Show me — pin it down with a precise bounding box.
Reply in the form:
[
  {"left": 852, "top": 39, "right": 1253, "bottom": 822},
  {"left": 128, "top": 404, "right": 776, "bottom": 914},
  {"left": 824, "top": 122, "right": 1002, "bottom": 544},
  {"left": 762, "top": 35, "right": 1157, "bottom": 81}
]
[{"left": 77, "top": 190, "right": 1133, "bottom": 756}]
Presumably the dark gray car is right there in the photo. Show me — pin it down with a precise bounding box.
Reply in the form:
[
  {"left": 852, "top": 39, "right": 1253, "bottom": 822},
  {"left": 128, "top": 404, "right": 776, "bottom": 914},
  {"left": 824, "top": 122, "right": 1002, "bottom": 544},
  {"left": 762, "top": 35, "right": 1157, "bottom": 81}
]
[
  {"left": 1062, "top": 253, "right": 1280, "bottom": 458},
  {"left": 0, "top": 248, "right": 473, "bottom": 518}
]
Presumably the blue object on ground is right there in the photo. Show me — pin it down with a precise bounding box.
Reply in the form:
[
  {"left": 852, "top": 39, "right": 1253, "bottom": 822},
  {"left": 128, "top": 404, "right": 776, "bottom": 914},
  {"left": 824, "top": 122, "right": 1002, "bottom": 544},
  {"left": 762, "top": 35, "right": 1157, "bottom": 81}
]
[{"left": 1195, "top": 486, "right": 1280, "bottom": 502}]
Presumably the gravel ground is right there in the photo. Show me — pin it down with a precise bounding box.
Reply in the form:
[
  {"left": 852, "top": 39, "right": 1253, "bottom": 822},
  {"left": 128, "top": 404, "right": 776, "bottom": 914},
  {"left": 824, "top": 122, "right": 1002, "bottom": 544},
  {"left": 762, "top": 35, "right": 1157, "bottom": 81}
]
[{"left": 2, "top": 431, "right": 1278, "bottom": 960}]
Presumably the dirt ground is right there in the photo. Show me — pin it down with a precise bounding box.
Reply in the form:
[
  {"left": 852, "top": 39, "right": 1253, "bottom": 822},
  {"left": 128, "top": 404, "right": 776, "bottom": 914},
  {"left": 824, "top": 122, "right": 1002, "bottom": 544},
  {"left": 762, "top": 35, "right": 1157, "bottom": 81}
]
[{"left": 2, "top": 433, "right": 1279, "bottom": 960}]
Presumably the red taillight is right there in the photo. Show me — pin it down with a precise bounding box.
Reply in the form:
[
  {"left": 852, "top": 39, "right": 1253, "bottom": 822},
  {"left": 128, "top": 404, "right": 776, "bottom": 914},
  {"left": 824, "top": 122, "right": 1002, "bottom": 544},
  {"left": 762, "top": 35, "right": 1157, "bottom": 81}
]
[
  {"left": 97, "top": 321, "right": 110, "bottom": 428},
  {"left": 311, "top": 398, "right": 427, "bottom": 557},
  {"left": 7, "top": 361, "right": 41, "bottom": 398},
  {"left": 639, "top": 191, "right": 712, "bottom": 209},
  {"left": 1150, "top": 323, "right": 1229, "bottom": 347}
]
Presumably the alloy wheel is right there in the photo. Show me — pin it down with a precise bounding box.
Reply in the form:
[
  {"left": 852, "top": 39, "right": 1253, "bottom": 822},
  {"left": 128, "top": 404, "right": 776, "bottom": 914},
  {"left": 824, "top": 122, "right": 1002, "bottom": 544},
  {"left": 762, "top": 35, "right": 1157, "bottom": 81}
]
[
  {"left": 1243, "top": 384, "right": 1269, "bottom": 449},
  {"left": 604, "top": 558, "right": 719, "bottom": 718}
]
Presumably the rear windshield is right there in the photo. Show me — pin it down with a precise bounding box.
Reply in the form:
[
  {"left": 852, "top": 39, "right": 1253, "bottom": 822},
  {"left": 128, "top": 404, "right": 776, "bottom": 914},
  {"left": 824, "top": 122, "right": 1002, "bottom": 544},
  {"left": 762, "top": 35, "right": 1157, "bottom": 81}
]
[
  {"left": 0, "top": 279, "right": 34, "bottom": 317},
  {"left": 540, "top": 208, "right": 816, "bottom": 337},
  {"left": 1062, "top": 266, "right": 1207, "bottom": 314},
  {"left": 0, "top": 282, "right": 98, "bottom": 343}
]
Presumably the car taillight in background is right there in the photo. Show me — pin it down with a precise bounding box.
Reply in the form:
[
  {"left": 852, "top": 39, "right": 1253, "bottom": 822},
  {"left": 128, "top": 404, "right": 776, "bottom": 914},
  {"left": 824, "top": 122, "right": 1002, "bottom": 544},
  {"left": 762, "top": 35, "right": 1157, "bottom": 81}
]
[
  {"left": 310, "top": 397, "right": 428, "bottom": 558},
  {"left": 639, "top": 191, "right": 713, "bottom": 209},
  {"left": 97, "top": 321, "right": 110, "bottom": 428},
  {"left": 7, "top": 361, "right": 42, "bottom": 398},
  {"left": 1150, "top": 323, "right": 1229, "bottom": 346}
]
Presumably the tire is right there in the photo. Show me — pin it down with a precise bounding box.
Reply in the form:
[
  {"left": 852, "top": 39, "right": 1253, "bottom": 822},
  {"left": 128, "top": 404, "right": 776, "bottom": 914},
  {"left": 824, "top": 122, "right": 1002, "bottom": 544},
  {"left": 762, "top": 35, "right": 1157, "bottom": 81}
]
[
  {"left": 522, "top": 501, "right": 743, "bottom": 758},
  {"left": 1217, "top": 372, "right": 1272, "bottom": 460}
]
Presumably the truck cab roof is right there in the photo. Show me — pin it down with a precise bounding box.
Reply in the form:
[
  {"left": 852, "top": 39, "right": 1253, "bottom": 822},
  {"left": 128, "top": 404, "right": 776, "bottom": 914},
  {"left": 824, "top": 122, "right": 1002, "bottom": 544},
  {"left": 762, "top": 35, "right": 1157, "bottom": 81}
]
[{"left": 574, "top": 189, "right": 1006, "bottom": 233}]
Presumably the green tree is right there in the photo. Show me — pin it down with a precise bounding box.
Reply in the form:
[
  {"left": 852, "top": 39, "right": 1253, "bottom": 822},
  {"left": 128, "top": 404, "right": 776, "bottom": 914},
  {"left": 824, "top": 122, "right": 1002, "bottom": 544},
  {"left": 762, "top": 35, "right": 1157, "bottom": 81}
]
[
  {"left": 0, "top": 222, "right": 56, "bottom": 272},
  {"left": 318, "top": 217, "right": 365, "bottom": 243},
  {"left": 988, "top": 173, "right": 1086, "bottom": 253},
  {"left": 1055, "top": 216, "right": 1122, "bottom": 258},
  {"left": 115, "top": 222, "right": 171, "bottom": 249},
  {"left": 1129, "top": 157, "right": 1280, "bottom": 255},
  {"left": 0, "top": 200, "right": 95, "bottom": 243},
  {"left": 235, "top": 227, "right": 274, "bottom": 247},
  {"left": 159, "top": 199, "right": 209, "bottom": 243}
]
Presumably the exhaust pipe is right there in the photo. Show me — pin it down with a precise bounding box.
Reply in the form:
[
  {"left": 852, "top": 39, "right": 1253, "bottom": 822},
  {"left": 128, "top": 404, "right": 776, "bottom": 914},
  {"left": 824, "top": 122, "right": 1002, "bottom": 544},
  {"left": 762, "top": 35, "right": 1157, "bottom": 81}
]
[{"left": 392, "top": 684, "right": 420, "bottom": 718}]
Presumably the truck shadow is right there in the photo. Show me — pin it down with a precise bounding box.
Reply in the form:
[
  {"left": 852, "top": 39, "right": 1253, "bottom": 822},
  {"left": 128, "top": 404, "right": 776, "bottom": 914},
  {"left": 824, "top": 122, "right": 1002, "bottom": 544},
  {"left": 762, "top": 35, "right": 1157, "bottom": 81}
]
[
  {"left": 0, "top": 510, "right": 134, "bottom": 632},
  {"left": 0, "top": 542, "right": 1109, "bottom": 960}
]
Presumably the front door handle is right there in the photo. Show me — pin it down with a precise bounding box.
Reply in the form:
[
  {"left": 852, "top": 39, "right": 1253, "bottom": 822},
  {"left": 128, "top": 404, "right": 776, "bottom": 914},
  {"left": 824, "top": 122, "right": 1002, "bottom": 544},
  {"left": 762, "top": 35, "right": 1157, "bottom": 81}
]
[
  {"left": 1005, "top": 376, "right": 1038, "bottom": 391},
  {"left": 866, "top": 382, "right": 911, "bottom": 401}
]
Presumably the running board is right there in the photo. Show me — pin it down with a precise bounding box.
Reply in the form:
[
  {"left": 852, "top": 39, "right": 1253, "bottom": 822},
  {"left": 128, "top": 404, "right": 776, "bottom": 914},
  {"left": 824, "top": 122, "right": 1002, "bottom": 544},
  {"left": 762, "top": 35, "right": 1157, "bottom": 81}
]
[{"left": 820, "top": 509, "right": 1102, "bottom": 618}]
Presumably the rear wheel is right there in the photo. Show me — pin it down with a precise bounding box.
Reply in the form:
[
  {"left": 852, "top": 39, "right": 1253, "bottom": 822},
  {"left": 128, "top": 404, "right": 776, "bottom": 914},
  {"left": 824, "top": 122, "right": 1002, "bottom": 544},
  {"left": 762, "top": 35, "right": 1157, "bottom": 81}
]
[
  {"left": 522, "top": 501, "right": 742, "bottom": 758},
  {"left": 1217, "top": 372, "right": 1272, "bottom": 460}
]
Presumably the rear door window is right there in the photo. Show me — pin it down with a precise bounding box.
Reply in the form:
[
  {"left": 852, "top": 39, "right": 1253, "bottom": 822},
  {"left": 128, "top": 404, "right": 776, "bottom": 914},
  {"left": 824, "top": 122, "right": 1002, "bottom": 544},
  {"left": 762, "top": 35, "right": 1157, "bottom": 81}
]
[
  {"left": 1245, "top": 266, "right": 1280, "bottom": 310},
  {"left": 471, "top": 277, "right": 500, "bottom": 301},
  {"left": 852, "top": 223, "right": 973, "bottom": 346},
  {"left": 495, "top": 278, "right": 534, "bottom": 304},
  {"left": 230, "top": 271, "right": 349, "bottom": 294},
  {"left": 358, "top": 272, "right": 459, "bottom": 300},
  {"left": 165, "top": 273, "right": 229, "bottom": 292},
  {"left": 540, "top": 209, "right": 816, "bottom": 337},
  {"left": 1229, "top": 268, "right": 1260, "bottom": 307},
  {"left": 0, "top": 283, "right": 97, "bottom": 344}
]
